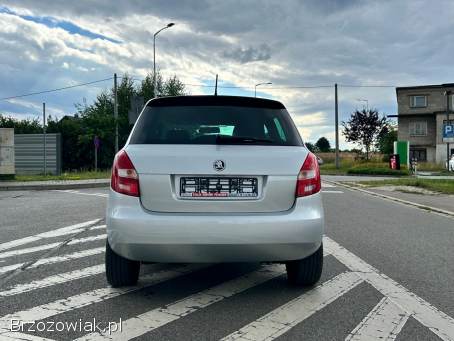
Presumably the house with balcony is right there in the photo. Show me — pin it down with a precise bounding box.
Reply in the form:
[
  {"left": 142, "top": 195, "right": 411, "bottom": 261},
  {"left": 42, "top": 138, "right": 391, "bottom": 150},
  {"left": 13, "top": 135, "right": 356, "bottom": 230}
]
[{"left": 396, "top": 83, "right": 454, "bottom": 164}]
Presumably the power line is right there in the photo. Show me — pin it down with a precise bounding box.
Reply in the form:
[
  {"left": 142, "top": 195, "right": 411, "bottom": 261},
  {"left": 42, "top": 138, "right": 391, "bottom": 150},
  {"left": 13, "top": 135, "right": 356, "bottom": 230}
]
[
  {"left": 0, "top": 76, "right": 402, "bottom": 103},
  {"left": 337, "top": 84, "right": 396, "bottom": 88},
  {"left": 180, "top": 84, "right": 334, "bottom": 89},
  {"left": 0, "top": 77, "right": 114, "bottom": 101}
]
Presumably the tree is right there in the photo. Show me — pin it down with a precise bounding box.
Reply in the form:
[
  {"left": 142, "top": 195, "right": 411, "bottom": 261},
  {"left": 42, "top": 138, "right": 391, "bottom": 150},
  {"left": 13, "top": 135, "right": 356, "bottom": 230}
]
[
  {"left": 376, "top": 124, "right": 397, "bottom": 156},
  {"left": 342, "top": 109, "right": 388, "bottom": 160},
  {"left": 315, "top": 137, "right": 331, "bottom": 152},
  {"left": 0, "top": 115, "right": 42, "bottom": 134},
  {"left": 0, "top": 72, "right": 187, "bottom": 171},
  {"left": 305, "top": 142, "right": 317, "bottom": 153}
]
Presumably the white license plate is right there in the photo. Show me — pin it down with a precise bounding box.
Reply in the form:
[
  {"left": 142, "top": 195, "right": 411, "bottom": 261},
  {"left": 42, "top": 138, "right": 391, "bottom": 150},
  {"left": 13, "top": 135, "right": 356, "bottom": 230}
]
[{"left": 180, "top": 177, "right": 258, "bottom": 198}]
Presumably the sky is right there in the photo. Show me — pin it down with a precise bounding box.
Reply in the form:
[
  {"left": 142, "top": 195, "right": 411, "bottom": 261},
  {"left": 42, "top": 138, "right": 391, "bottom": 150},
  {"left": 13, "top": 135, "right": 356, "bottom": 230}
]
[{"left": 1, "top": 0, "right": 454, "bottom": 149}]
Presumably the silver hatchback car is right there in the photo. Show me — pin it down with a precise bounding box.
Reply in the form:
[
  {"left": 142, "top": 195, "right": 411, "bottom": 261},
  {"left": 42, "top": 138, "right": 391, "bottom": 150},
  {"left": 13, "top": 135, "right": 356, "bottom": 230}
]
[{"left": 106, "top": 95, "right": 324, "bottom": 287}]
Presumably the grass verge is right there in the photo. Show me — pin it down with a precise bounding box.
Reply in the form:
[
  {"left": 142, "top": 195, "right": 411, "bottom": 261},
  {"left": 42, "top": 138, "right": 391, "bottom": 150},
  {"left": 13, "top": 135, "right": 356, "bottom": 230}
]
[
  {"left": 320, "top": 161, "right": 409, "bottom": 176},
  {"left": 355, "top": 178, "right": 454, "bottom": 194}
]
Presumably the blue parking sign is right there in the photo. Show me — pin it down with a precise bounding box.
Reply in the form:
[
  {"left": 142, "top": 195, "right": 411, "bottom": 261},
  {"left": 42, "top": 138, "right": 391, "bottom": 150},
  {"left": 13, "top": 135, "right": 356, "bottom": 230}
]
[{"left": 443, "top": 124, "right": 454, "bottom": 139}]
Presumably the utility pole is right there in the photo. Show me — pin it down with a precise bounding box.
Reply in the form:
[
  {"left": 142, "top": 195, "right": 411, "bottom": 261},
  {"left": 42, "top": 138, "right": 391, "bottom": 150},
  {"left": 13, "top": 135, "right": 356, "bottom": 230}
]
[
  {"left": 446, "top": 90, "right": 451, "bottom": 167},
  {"left": 43, "top": 102, "right": 47, "bottom": 176},
  {"left": 335, "top": 84, "right": 340, "bottom": 169},
  {"left": 114, "top": 73, "right": 118, "bottom": 153}
]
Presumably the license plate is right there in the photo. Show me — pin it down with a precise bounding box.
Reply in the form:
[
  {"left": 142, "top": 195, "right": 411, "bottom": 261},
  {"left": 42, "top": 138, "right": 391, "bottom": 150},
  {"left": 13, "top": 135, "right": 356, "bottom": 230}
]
[{"left": 180, "top": 177, "right": 258, "bottom": 198}]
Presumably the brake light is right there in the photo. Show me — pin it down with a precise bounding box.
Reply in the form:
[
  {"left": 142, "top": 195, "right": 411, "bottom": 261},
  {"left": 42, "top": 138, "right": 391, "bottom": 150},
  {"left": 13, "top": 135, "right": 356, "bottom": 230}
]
[
  {"left": 111, "top": 150, "right": 140, "bottom": 197},
  {"left": 296, "top": 153, "right": 321, "bottom": 197}
]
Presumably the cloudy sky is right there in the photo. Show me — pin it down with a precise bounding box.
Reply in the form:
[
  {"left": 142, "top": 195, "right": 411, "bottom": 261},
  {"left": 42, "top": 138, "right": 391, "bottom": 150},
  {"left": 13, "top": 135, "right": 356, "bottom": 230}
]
[{"left": 1, "top": 0, "right": 454, "bottom": 148}]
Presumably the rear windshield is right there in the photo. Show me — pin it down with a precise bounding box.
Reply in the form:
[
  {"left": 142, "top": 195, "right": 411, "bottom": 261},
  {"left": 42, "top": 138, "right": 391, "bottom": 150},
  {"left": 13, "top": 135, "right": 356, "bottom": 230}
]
[{"left": 129, "top": 106, "right": 302, "bottom": 146}]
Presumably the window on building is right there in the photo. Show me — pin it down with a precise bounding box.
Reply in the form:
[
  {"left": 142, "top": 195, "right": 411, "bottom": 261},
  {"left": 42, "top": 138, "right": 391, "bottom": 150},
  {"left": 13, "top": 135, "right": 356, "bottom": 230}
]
[
  {"left": 409, "top": 121, "right": 427, "bottom": 136},
  {"left": 410, "top": 95, "right": 427, "bottom": 108},
  {"left": 410, "top": 148, "right": 427, "bottom": 162}
]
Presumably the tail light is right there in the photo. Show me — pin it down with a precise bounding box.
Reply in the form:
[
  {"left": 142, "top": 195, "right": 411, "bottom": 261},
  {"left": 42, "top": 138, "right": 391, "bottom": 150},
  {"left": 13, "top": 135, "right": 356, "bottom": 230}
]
[
  {"left": 296, "top": 153, "right": 321, "bottom": 197},
  {"left": 111, "top": 150, "right": 139, "bottom": 197}
]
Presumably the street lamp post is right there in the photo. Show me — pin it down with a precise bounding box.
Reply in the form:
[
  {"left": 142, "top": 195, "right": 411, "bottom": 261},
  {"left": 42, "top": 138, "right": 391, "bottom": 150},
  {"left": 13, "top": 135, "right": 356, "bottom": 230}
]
[
  {"left": 153, "top": 23, "right": 175, "bottom": 97},
  {"left": 255, "top": 82, "right": 272, "bottom": 97}
]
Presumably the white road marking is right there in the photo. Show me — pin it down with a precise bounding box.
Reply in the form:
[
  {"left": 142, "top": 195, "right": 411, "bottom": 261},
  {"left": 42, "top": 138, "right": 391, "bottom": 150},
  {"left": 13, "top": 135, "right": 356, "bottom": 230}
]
[
  {"left": 221, "top": 271, "right": 362, "bottom": 341},
  {"left": 0, "top": 264, "right": 104, "bottom": 298},
  {"left": 77, "top": 264, "right": 286, "bottom": 340},
  {"left": 0, "top": 234, "right": 106, "bottom": 260},
  {"left": 0, "top": 247, "right": 105, "bottom": 275},
  {"left": 0, "top": 332, "right": 55, "bottom": 341},
  {"left": 90, "top": 224, "right": 106, "bottom": 231},
  {"left": 322, "top": 190, "right": 344, "bottom": 193},
  {"left": 345, "top": 297, "right": 409, "bottom": 341},
  {"left": 0, "top": 264, "right": 207, "bottom": 336},
  {"left": 325, "top": 236, "right": 454, "bottom": 341},
  {"left": 0, "top": 219, "right": 101, "bottom": 252},
  {"left": 56, "top": 189, "right": 108, "bottom": 198},
  {"left": 322, "top": 182, "right": 336, "bottom": 188}
]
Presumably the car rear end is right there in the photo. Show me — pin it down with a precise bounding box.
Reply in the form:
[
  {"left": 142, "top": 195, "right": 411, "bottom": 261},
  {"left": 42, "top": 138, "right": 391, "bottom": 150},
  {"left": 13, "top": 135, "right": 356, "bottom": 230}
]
[{"left": 106, "top": 95, "right": 324, "bottom": 286}]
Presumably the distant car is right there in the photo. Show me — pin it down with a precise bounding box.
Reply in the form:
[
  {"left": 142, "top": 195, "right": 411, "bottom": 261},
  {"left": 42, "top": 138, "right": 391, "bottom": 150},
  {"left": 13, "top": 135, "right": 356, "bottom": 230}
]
[{"left": 106, "top": 95, "right": 324, "bottom": 287}]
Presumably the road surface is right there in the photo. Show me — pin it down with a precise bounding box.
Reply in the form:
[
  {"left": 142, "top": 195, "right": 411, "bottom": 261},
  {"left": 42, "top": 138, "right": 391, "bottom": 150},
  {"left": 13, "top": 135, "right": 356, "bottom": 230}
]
[{"left": 0, "top": 181, "right": 453, "bottom": 340}]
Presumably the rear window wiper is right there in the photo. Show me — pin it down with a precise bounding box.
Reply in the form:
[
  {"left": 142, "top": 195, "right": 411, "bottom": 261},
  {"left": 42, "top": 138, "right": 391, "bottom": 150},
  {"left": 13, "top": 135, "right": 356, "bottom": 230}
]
[{"left": 215, "top": 135, "right": 274, "bottom": 144}]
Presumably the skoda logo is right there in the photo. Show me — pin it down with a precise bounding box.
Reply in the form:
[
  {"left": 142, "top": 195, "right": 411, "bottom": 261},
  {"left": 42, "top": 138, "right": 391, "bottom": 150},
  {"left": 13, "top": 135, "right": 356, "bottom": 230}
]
[{"left": 213, "top": 160, "right": 226, "bottom": 171}]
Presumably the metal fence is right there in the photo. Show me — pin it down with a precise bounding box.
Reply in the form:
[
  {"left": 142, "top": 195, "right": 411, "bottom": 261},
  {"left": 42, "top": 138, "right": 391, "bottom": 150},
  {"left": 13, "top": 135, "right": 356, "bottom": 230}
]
[{"left": 15, "top": 134, "right": 62, "bottom": 175}]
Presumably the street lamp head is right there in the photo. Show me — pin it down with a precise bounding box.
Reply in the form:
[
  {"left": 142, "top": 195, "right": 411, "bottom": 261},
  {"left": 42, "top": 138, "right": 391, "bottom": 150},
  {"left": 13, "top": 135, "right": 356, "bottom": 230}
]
[
  {"left": 255, "top": 82, "right": 272, "bottom": 87},
  {"left": 167, "top": 23, "right": 175, "bottom": 27}
]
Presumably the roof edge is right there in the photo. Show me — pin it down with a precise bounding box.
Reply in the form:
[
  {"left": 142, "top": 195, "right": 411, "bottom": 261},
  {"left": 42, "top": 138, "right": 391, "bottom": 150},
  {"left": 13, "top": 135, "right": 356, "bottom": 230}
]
[{"left": 145, "top": 95, "right": 285, "bottom": 109}]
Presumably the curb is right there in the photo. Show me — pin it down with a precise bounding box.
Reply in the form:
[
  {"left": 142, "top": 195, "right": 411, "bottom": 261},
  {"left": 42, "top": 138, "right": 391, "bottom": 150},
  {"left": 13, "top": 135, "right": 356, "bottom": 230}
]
[
  {"left": 325, "top": 180, "right": 454, "bottom": 219},
  {"left": 0, "top": 180, "right": 110, "bottom": 191}
]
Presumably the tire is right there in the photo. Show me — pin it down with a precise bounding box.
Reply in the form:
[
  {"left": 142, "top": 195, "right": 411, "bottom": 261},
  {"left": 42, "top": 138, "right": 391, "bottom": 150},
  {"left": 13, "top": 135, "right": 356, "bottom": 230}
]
[
  {"left": 286, "top": 244, "right": 323, "bottom": 286},
  {"left": 105, "top": 241, "right": 140, "bottom": 287}
]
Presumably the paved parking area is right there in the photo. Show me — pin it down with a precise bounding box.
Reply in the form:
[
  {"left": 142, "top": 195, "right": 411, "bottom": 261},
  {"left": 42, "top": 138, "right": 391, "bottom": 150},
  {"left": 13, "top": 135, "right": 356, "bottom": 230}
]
[{"left": 0, "top": 184, "right": 453, "bottom": 340}]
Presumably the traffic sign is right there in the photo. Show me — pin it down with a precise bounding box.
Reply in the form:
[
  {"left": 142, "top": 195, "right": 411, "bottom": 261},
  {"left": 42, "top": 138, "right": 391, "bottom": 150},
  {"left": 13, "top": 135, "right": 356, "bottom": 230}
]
[
  {"left": 94, "top": 136, "right": 101, "bottom": 149},
  {"left": 443, "top": 124, "right": 454, "bottom": 143}
]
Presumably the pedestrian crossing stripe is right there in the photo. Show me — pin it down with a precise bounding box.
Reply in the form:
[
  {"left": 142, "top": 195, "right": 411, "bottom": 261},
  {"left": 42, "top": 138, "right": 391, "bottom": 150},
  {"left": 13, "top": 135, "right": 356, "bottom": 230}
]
[
  {"left": 345, "top": 297, "right": 409, "bottom": 341},
  {"left": 221, "top": 272, "right": 362, "bottom": 341},
  {"left": 0, "top": 264, "right": 207, "bottom": 334},
  {"left": 76, "top": 264, "right": 286, "bottom": 340},
  {"left": 0, "top": 234, "right": 106, "bottom": 260},
  {"left": 0, "top": 246, "right": 105, "bottom": 275},
  {"left": 0, "top": 219, "right": 101, "bottom": 252},
  {"left": 0, "top": 228, "right": 453, "bottom": 340}
]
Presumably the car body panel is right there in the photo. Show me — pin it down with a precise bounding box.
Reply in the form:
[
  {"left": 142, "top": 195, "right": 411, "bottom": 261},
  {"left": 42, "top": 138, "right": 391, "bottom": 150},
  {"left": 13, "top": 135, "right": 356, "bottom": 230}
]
[
  {"left": 126, "top": 144, "right": 308, "bottom": 213},
  {"left": 107, "top": 189, "right": 324, "bottom": 262},
  {"left": 107, "top": 95, "right": 324, "bottom": 264}
]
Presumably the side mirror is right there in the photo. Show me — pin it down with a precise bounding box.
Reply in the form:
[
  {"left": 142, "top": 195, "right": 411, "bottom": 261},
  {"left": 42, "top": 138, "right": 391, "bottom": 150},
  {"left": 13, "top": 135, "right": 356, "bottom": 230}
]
[{"left": 316, "top": 156, "right": 324, "bottom": 165}]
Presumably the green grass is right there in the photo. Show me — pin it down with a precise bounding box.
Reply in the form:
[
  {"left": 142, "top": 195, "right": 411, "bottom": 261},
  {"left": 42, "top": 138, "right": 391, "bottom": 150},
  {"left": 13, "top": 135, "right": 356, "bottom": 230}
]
[
  {"left": 356, "top": 178, "right": 454, "bottom": 194},
  {"left": 320, "top": 160, "right": 409, "bottom": 176},
  {"left": 5, "top": 170, "right": 111, "bottom": 182}
]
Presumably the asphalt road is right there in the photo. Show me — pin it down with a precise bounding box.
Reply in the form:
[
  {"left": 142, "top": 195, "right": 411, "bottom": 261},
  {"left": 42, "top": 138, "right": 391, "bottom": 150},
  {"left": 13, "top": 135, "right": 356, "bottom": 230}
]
[{"left": 0, "top": 182, "right": 453, "bottom": 340}]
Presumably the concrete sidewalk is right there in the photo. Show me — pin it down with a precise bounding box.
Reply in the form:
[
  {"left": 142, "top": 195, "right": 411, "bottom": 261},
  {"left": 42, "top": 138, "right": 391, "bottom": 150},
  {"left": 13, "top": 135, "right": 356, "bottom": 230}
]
[
  {"left": 364, "top": 187, "right": 454, "bottom": 213},
  {"left": 0, "top": 178, "right": 110, "bottom": 191},
  {"left": 325, "top": 176, "right": 454, "bottom": 217}
]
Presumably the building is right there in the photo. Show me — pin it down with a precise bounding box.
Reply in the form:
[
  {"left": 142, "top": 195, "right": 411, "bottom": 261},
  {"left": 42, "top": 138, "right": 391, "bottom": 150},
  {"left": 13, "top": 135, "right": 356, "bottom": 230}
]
[{"left": 396, "top": 83, "right": 454, "bottom": 164}]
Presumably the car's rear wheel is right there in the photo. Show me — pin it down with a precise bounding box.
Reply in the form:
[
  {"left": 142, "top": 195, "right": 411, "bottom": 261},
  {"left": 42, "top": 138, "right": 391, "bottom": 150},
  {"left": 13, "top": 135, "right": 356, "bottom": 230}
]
[
  {"left": 286, "top": 244, "right": 323, "bottom": 286},
  {"left": 105, "top": 241, "right": 140, "bottom": 287}
]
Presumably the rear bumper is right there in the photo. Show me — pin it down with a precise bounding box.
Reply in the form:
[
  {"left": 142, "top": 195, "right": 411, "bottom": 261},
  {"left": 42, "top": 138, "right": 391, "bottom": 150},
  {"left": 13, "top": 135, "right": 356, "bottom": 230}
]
[{"left": 106, "top": 190, "right": 324, "bottom": 263}]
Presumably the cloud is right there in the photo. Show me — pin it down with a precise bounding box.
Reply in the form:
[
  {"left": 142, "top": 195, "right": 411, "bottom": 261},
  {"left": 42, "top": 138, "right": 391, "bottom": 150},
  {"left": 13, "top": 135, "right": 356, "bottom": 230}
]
[
  {"left": 222, "top": 44, "right": 271, "bottom": 63},
  {"left": 1, "top": 0, "right": 454, "bottom": 150}
]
